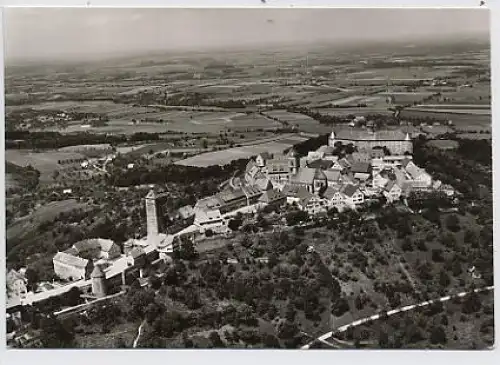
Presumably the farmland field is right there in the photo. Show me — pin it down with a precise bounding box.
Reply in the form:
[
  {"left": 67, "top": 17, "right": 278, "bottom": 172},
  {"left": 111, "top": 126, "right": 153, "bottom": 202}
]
[
  {"left": 5, "top": 149, "right": 86, "bottom": 182},
  {"left": 399, "top": 109, "right": 491, "bottom": 131},
  {"left": 409, "top": 107, "right": 491, "bottom": 116},
  {"left": 175, "top": 135, "right": 309, "bottom": 167}
]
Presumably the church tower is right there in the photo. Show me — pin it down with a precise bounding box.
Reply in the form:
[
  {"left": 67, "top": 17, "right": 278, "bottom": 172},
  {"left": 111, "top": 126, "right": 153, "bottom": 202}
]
[
  {"left": 328, "top": 130, "right": 336, "bottom": 148},
  {"left": 91, "top": 264, "right": 107, "bottom": 298},
  {"left": 287, "top": 148, "right": 299, "bottom": 175},
  {"left": 145, "top": 190, "right": 161, "bottom": 240},
  {"left": 405, "top": 133, "right": 413, "bottom": 154}
]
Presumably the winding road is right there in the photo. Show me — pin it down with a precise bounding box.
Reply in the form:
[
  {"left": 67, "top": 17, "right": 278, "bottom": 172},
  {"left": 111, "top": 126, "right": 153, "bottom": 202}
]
[{"left": 301, "top": 285, "right": 494, "bottom": 349}]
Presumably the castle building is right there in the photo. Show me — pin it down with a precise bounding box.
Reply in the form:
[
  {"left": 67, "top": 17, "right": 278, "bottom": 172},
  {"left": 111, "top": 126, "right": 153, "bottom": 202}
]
[{"left": 328, "top": 129, "right": 413, "bottom": 155}]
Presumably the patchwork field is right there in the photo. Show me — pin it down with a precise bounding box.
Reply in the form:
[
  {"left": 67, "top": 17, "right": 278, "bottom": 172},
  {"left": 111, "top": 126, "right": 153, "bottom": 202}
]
[
  {"left": 399, "top": 109, "right": 491, "bottom": 131},
  {"left": 5, "top": 149, "right": 86, "bottom": 182},
  {"left": 175, "top": 135, "right": 309, "bottom": 167}
]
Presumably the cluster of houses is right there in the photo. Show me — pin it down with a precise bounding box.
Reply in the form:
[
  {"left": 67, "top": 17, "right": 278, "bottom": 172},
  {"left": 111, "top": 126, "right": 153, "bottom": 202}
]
[{"left": 189, "top": 128, "right": 454, "bottom": 229}]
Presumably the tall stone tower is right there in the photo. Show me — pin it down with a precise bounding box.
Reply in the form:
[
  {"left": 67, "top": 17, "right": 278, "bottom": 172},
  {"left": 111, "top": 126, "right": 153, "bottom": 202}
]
[
  {"left": 145, "top": 190, "right": 161, "bottom": 240},
  {"left": 91, "top": 265, "right": 107, "bottom": 298},
  {"left": 287, "top": 149, "right": 299, "bottom": 175}
]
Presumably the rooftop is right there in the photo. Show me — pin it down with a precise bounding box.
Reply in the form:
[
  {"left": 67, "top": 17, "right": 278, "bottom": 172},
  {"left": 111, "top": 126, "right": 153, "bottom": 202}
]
[
  {"left": 53, "top": 252, "right": 89, "bottom": 268},
  {"left": 334, "top": 129, "right": 408, "bottom": 141}
]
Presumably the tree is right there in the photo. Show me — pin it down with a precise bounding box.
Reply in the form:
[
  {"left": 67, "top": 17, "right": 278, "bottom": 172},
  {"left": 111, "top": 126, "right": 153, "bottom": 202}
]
[
  {"left": 262, "top": 334, "right": 281, "bottom": 348},
  {"left": 228, "top": 218, "right": 242, "bottom": 231},
  {"left": 439, "top": 270, "right": 451, "bottom": 288},
  {"left": 38, "top": 315, "right": 75, "bottom": 348},
  {"left": 462, "top": 292, "right": 482, "bottom": 314},
  {"left": 430, "top": 326, "right": 447, "bottom": 345},
  {"left": 208, "top": 331, "right": 225, "bottom": 348},
  {"left": 445, "top": 214, "right": 461, "bottom": 232},
  {"left": 378, "top": 330, "right": 390, "bottom": 348},
  {"left": 25, "top": 267, "right": 40, "bottom": 291}
]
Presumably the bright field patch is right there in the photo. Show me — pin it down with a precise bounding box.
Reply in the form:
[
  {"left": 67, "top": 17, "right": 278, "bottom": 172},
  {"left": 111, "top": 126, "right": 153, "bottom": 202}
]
[{"left": 175, "top": 135, "right": 308, "bottom": 167}]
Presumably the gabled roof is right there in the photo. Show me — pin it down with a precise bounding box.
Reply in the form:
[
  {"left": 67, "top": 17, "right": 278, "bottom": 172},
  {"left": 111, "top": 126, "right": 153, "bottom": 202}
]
[
  {"left": 266, "top": 159, "right": 289, "bottom": 173},
  {"left": 6, "top": 269, "right": 24, "bottom": 284},
  {"left": 351, "top": 162, "right": 371, "bottom": 174},
  {"left": 308, "top": 159, "right": 334, "bottom": 170},
  {"left": 242, "top": 184, "right": 263, "bottom": 197},
  {"left": 258, "top": 152, "right": 273, "bottom": 161},
  {"left": 246, "top": 165, "right": 261, "bottom": 180},
  {"left": 335, "top": 129, "right": 407, "bottom": 141},
  {"left": 349, "top": 152, "right": 371, "bottom": 162},
  {"left": 401, "top": 158, "right": 413, "bottom": 168},
  {"left": 323, "top": 185, "right": 342, "bottom": 200},
  {"left": 73, "top": 239, "right": 102, "bottom": 255},
  {"left": 178, "top": 205, "right": 195, "bottom": 219},
  {"left": 255, "top": 178, "right": 273, "bottom": 191},
  {"left": 341, "top": 184, "right": 360, "bottom": 197},
  {"left": 98, "top": 239, "right": 117, "bottom": 253},
  {"left": 323, "top": 155, "right": 339, "bottom": 162},
  {"left": 354, "top": 172, "right": 370, "bottom": 181},
  {"left": 323, "top": 170, "right": 341, "bottom": 182},
  {"left": 245, "top": 160, "right": 257, "bottom": 173},
  {"left": 63, "top": 247, "right": 80, "bottom": 256},
  {"left": 338, "top": 158, "right": 351, "bottom": 169},
  {"left": 216, "top": 188, "right": 246, "bottom": 204},
  {"left": 384, "top": 180, "right": 398, "bottom": 192},
  {"left": 316, "top": 145, "right": 335, "bottom": 155},
  {"left": 406, "top": 162, "right": 425, "bottom": 180},
  {"left": 282, "top": 184, "right": 310, "bottom": 199},
  {"left": 258, "top": 189, "right": 286, "bottom": 203},
  {"left": 53, "top": 252, "right": 90, "bottom": 268},
  {"left": 291, "top": 167, "right": 317, "bottom": 185},
  {"left": 195, "top": 195, "right": 224, "bottom": 211},
  {"left": 298, "top": 189, "right": 315, "bottom": 203}
]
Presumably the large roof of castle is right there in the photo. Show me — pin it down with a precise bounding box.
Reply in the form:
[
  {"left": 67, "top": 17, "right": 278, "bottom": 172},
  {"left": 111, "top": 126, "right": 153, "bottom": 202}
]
[{"left": 334, "top": 129, "right": 407, "bottom": 141}]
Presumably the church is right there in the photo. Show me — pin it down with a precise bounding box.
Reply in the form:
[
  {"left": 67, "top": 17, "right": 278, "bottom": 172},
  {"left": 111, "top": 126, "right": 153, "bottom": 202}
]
[{"left": 328, "top": 128, "right": 413, "bottom": 155}]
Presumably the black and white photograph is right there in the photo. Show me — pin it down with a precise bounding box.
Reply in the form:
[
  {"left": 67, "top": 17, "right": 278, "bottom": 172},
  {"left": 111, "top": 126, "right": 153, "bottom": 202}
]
[{"left": 3, "top": 7, "right": 493, "bottom": 350}]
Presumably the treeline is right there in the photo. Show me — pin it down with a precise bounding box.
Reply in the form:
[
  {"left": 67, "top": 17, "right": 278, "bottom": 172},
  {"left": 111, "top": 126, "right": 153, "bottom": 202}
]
[
  {"left": 413, "top": 137, "right": 491, "bottom": 200},
  {"left": 107, "top": 158, "right": 249, "bottom": 187},
  {"left": 292, "top": 134, "right": 328, "bottom": 157},
  {"left": 456, "top": 139, "right": 492, "bottom": 166},
  {"left": 5, "top": 131, "right": 161, "bottom": 149}
]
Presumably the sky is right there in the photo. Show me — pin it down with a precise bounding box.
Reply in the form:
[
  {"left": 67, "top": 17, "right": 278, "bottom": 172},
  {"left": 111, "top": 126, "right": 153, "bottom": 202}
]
[{"left": 3, "top": 8, "right": 490, "bottom": 62}]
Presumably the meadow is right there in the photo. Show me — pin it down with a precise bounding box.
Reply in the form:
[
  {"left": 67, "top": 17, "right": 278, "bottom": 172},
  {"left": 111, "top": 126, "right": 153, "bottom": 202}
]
[
  {"left": 5, "top": 149, "right": 86, "bottom": 182},
  {"left": 175, "top": 135, "right": 308, "bottom": 167}
]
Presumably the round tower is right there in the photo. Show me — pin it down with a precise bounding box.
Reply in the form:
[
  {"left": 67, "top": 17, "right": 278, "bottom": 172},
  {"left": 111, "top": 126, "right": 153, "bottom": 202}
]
[{"left": 91, "top": 264, "right": 107, "bottom": 298}]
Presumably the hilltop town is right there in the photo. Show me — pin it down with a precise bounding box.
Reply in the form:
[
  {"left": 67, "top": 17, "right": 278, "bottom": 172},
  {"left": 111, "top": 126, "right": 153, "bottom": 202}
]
[{"left": 4, "top": 10, "right": 493, "bottom": 351}]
